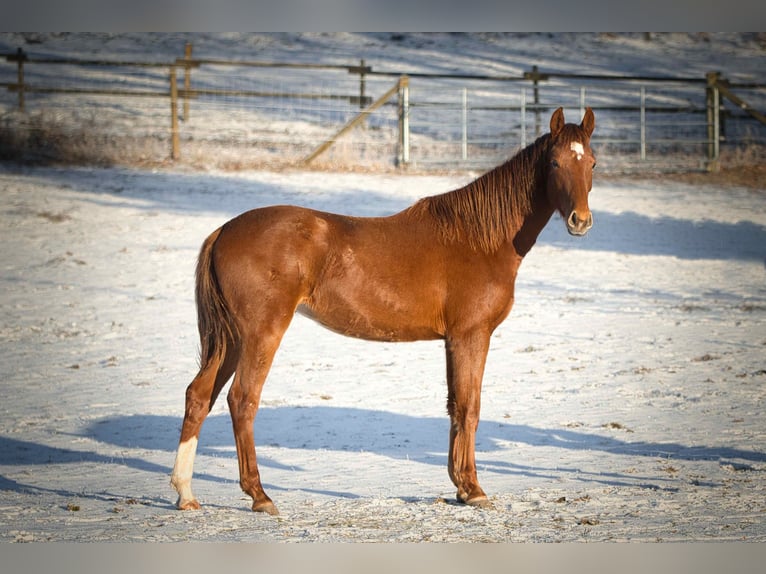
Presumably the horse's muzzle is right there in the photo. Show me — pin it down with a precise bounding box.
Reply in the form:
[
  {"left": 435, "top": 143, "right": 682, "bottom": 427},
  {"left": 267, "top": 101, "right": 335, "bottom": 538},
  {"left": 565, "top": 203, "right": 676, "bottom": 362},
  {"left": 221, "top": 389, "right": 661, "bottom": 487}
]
[{"left": 566, "top": 210, "right": 593, "bottom": 236}]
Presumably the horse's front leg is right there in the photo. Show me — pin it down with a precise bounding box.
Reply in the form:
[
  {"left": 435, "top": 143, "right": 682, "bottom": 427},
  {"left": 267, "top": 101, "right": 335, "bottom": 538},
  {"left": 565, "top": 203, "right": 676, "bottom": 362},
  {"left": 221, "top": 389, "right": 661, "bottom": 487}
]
[{"left": 445, "top": 330, "right": 493, "bottom": 508}]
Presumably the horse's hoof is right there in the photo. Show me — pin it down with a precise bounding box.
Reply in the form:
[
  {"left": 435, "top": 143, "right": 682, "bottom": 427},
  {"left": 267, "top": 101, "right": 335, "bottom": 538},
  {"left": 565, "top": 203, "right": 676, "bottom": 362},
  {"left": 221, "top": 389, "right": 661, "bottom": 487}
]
[
  {"left": 465, "top": 496, "right": 494, "bottom": 510},
  {"left": 252, "top": 500, "right": 279, "bottom": 516},
  {"left": 176, "top": 497, "right": 201, "bottom": 510}
]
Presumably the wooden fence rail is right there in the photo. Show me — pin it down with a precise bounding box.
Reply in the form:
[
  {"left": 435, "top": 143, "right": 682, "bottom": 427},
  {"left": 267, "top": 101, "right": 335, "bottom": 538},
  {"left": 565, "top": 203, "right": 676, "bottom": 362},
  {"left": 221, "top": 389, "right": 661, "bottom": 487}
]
[
  {"left": 2, "top": 44, "right": 765, "bottom": 169},
  {"left": 304, "top": 76, "right": 406, "bottom": 165}
]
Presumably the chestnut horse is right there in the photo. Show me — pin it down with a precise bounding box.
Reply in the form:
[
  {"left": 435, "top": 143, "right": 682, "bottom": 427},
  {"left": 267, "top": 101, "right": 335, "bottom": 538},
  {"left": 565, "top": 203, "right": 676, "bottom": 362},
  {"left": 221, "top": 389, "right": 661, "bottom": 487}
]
[{"left": 171, "top": 107, "right": 596, "bottom": 515}]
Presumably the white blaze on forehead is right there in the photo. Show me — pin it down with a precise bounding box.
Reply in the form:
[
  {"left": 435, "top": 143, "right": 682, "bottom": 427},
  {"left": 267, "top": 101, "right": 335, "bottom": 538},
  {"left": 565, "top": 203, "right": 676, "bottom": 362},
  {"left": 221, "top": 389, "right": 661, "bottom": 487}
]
[{"left": 570, "top": 141, "right": 585, "bottom": 160}]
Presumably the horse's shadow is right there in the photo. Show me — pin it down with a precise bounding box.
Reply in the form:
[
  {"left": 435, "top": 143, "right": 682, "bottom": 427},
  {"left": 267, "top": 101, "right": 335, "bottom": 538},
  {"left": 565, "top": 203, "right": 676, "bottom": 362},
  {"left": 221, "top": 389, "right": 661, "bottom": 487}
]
[
  {"left": 74, "top": 407, "right": 766, "bottom": 465},
  {"left": 2, "top": 406, "right": 762, "bottom": 505},
  {"left": 542, "top": 208, "right": 766, "bottom": 262}
]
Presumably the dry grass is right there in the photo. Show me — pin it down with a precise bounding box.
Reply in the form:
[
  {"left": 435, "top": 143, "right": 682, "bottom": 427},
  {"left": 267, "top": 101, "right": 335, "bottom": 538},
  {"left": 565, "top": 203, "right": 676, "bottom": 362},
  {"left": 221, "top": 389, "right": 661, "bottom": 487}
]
[
  {"left": 0, "top": 111, "right": 169, "bottom": 167},
  {"left": 601, "top": 146, "right": 766, "bottom": 190},
  {"left": 2, "top": 110, "right": 765, "bottom": 189}
]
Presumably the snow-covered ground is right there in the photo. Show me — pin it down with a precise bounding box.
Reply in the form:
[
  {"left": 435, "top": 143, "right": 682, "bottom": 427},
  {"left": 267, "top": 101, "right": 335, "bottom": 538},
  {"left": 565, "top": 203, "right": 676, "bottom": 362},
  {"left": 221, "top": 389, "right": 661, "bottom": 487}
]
[
  {"left": 3, "top": 32, "right": 764, "bottom": 79},
  {"left": 1, "top": 162, "right": 765, "bottom": 542}
]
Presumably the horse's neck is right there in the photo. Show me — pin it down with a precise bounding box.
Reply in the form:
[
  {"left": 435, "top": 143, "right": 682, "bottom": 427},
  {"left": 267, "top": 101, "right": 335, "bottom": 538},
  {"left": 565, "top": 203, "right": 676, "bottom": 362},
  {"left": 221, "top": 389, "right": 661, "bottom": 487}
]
[{"left": 511, "top": 188, "right": 555, "bottom": 257}]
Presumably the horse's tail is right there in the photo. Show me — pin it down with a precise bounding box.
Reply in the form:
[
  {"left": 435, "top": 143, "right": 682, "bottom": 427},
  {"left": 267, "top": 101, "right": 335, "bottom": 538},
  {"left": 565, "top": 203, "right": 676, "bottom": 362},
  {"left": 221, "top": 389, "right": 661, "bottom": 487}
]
[{"left": 196, "top": 227, "right": 238, "bottom": 370}]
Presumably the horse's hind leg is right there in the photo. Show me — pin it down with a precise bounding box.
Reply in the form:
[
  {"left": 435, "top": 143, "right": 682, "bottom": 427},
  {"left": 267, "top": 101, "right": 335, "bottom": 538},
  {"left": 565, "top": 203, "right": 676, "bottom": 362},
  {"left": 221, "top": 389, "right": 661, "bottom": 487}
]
[
  {"left": 171, "top": 349, "right": 237, "bottom": 510},
  {"left": 227, "top": 316, "right": 292, "bottom": 516}
]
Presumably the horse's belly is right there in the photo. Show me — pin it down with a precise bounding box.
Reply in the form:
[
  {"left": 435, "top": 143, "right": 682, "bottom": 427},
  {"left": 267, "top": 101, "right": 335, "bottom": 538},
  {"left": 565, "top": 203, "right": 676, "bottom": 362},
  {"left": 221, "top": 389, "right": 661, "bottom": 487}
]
[{"left": 296, "top": 301, "right": 442, "bottom": 343}]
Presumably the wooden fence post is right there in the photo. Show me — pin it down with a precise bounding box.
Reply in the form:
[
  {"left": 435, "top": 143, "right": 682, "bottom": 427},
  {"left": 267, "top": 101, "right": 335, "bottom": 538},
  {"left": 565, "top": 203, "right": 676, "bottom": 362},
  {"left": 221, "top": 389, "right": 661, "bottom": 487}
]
[
  {"left": 170, "top": 66, "right": 180, "bottom": 160},
  {"left": 640, "top": 86, "right": 646, "bottom": 161},
  {"left": 183, "top": 42, "right": 192, "bottom": 121},
  {"left": 524, "top": 65, "right": 548, "bottom": 137},
  {"left": 706, "top": 71, "right": 720, "bottom": 165},
  {"left": 532, "top": 65, "right": 541, "bottom": 136},
  {"left": 16, "top": 47, "right": 26, "bottom": 112},
  {"left": 359, "top": 59, "right": 366, "bottom": 111},
  {"left": 461, "top": 87, "right": 468, "bottom": 161},
  {"left": 358, "top": 59, "right": 367, "bottom": 129},
  {"left": 520, "top": 87, "right": 527, "bottom": 148}
]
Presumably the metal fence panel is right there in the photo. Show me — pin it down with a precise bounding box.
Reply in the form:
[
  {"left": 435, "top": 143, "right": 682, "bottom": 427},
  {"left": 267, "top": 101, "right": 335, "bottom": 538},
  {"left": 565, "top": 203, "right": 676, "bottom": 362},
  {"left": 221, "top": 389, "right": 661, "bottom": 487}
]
[{"left": 2, "top": 48, "right": 764, "bottom": 172}]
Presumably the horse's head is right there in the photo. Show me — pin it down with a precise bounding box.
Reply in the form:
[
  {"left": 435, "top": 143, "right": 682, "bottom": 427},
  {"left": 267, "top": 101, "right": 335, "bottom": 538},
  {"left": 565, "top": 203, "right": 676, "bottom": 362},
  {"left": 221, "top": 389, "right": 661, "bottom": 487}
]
[{"left": 545, "top": 107, "right": 596, "bottom": 236}]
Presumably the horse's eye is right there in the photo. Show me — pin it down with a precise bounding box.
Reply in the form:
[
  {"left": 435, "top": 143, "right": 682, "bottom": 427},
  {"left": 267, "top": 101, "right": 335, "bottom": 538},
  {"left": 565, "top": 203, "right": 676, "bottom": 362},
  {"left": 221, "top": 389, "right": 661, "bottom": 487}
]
[
  {"left": 592, "top": 161, "right": 597, "bottom": 170},
  {"left": 551, "top": 159, "right": 560, "bottom": 169}
]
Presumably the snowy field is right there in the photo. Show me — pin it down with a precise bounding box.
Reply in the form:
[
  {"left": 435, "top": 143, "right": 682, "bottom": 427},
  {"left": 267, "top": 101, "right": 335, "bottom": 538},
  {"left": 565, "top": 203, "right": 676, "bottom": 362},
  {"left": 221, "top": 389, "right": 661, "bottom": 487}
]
[
  {"left": 1, "top": 32, "right": 765, "bottom": 543},
  {"left": 1, "top": 162, "right": 765, "bottom": 542}
]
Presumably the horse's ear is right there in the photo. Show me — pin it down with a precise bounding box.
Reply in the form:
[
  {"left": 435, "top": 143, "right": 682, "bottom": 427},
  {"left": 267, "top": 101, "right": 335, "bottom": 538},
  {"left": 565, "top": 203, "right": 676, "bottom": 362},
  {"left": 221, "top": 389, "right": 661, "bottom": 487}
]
[
  {"left": 580, "top": 107, "right": 595, "bottom": 138},
  {"left": 550, "top": 107, "right": 565, "bottom": 137}
]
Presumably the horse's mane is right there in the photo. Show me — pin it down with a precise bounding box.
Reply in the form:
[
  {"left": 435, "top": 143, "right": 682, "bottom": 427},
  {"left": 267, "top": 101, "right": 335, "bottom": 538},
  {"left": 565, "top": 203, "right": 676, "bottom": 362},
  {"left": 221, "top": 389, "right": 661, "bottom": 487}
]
[{"left": 410, "top": 133, "right": 552, "bottom": 253}]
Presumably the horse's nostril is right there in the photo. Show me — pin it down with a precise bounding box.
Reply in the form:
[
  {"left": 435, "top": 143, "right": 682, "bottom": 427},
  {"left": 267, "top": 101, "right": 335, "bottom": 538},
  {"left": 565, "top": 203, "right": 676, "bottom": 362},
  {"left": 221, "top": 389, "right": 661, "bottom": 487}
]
[{"left": 567, "top": 210, "right": 592, "bottom": 235}]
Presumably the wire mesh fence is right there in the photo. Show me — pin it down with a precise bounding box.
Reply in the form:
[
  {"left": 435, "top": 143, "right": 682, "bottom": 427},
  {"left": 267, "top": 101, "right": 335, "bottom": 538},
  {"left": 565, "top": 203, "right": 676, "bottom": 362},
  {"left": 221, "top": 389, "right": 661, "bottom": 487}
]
[{"left": 1, "top": 47, "right": 764, "bottom": 172}]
